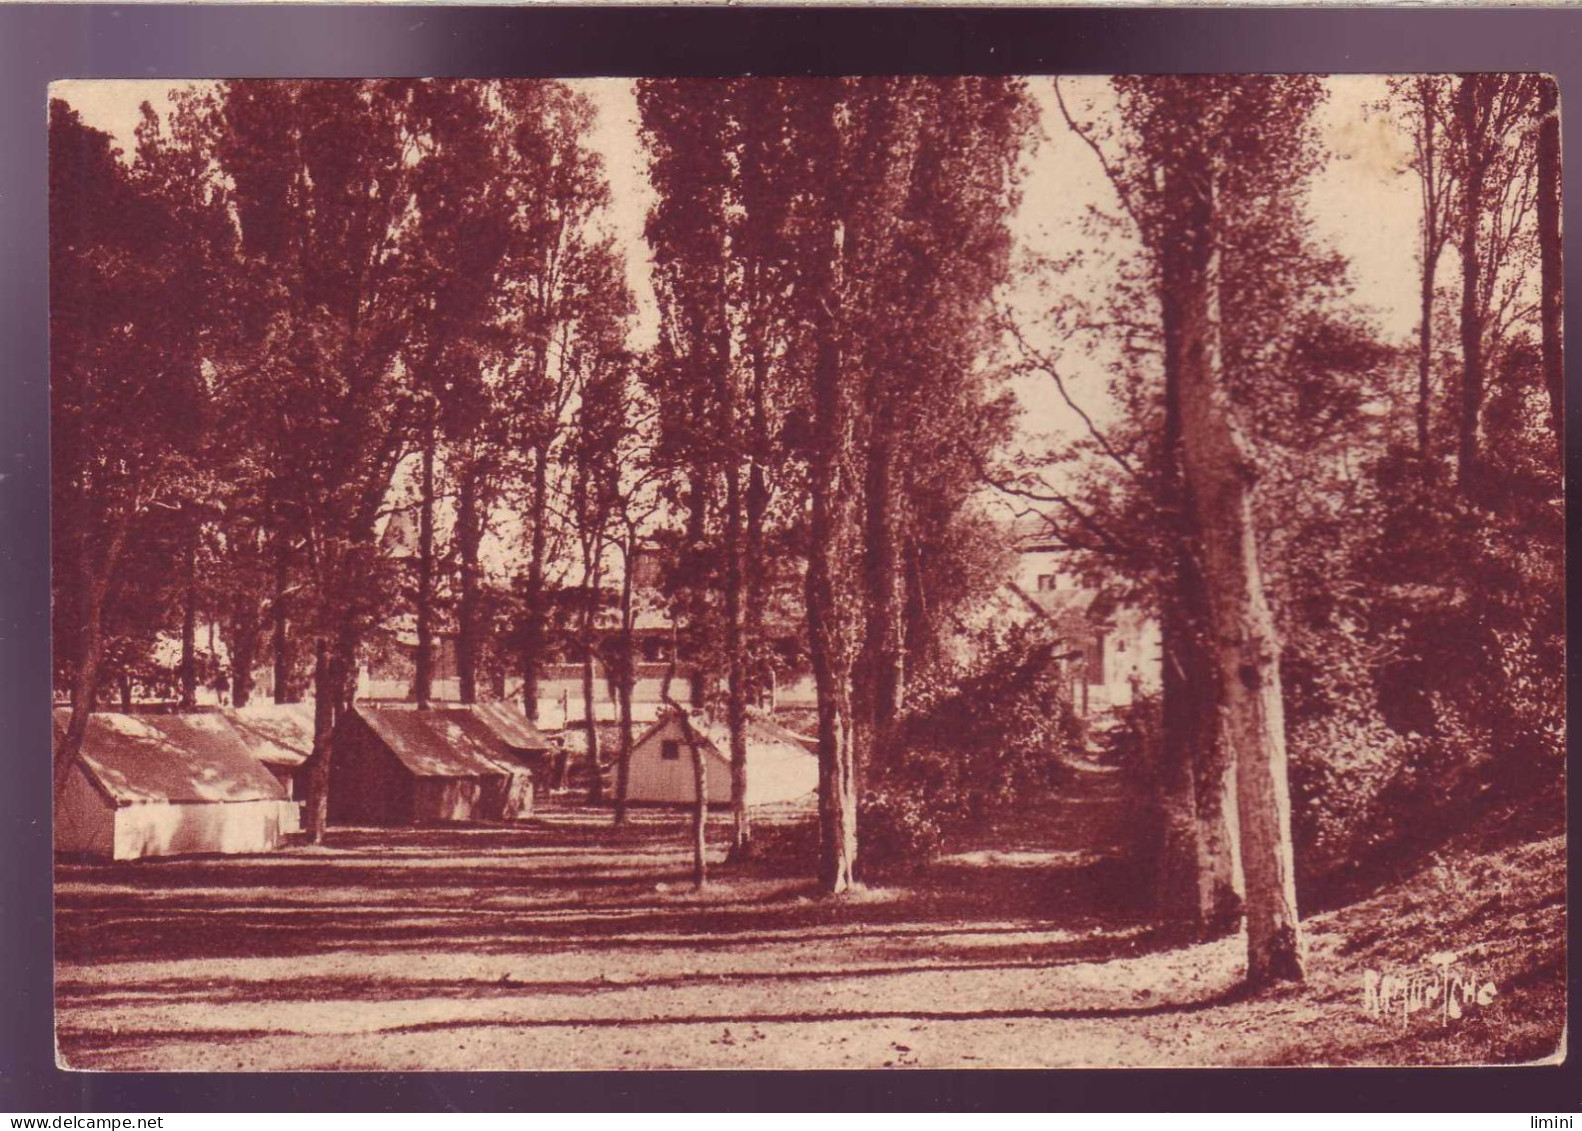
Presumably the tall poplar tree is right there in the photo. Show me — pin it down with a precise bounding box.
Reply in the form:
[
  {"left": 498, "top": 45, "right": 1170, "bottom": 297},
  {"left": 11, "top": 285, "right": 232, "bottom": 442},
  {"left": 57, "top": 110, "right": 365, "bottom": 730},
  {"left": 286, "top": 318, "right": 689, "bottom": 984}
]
[
  {"left": 212, "top": 81, "right": 429, "bottom": 839},
  {"left": 1111, "top": 76, "right": 1319, "bottom": 984}
]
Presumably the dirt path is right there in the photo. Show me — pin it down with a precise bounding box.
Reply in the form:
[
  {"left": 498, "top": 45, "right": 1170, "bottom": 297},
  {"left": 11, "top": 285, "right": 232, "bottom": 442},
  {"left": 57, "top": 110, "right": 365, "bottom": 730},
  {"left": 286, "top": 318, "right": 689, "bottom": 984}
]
[{"left": 55, "top": 800, "right": 1564, "bottom": 1070}]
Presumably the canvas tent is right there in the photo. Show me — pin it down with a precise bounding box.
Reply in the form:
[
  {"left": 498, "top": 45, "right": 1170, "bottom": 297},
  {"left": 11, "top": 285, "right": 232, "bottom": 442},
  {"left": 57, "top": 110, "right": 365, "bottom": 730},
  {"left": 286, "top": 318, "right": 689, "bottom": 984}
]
[
  {"left": 223, "top": 702, "right": 317, "bottom": 797},
  {"left": 327, "top": 707, "right": 531, "bottom": 825},
  {"left": 625, "top": 710, "right": 818, "bottom": 807},
  {"left": 54, "top": 710, "right": 301, "bottom": 861}
]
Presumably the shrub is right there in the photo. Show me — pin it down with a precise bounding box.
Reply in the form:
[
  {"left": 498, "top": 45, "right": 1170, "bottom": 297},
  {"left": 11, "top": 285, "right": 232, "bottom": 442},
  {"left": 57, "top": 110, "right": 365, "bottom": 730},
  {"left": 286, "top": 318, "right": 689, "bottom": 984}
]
[
  {"left": 1287, "top": 696, "right": 1495, "bottom": 907},
  {"left": 856, "top": 788, "right": 946, "bottom": 879},
  {"left": 744, "top": 788, "right": 945, "bottom": 882},
  {"left": 869, "top": 623, "right": 1088, "bottom": 861}
]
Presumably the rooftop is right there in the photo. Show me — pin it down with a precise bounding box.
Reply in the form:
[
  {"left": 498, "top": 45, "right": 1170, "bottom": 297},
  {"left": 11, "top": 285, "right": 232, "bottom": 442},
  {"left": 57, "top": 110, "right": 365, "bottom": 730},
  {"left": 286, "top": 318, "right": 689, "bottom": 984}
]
[{"left": 55, "top": 710, "right": 286, "bottom": 806}]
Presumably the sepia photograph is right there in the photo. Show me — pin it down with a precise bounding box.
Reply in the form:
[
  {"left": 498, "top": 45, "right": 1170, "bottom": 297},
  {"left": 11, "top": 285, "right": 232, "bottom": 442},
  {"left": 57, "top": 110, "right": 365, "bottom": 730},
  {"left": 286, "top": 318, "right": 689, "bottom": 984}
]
[{"left": 47, "top": 72, "right": 1564, "bottom": 1072}]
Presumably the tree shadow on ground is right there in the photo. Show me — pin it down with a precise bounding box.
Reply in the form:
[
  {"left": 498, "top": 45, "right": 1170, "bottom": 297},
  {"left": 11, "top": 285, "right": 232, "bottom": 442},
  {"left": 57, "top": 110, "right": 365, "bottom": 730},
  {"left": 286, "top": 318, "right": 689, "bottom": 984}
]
[
  {"left": 52, "top": 809, "right": 1260, "bottom": 1068},
  {"left": 60, "top": 984, "right": 1254, "bottom": 1061},
  {"left": 59, "top": 812, "right": 1160, "bottom": 963}
]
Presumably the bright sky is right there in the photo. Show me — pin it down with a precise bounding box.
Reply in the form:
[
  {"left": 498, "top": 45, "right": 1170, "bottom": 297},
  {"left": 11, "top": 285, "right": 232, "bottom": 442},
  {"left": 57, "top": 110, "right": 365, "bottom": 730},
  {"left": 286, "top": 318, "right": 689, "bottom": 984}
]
[
  {"left": 54, "top": 75, "right": 1421, "bottom": 465},
  {"left": 1004, "top": 75, "right": 1419, "bottom": 460}
]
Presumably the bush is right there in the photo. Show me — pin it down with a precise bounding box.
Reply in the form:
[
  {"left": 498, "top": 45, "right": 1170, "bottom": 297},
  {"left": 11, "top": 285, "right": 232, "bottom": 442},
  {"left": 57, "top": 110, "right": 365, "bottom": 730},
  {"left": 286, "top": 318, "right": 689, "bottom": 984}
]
[
  {"left": 744, "top": 788, "right": 945, "bottom": 882},
  {"left": 1107, "top": 669, "right": 1493, "bottom": 911},
  {"left": 1096, "top": 690, "right": 1162, "bottom": 782},
  {"left": 868, "top": 623, "right": 1088, "bottom": 861},
  {"left": 1288, "top": 709, "right": 1409, "bottom": 898},
  {"left": 750, "top": 625, "right": 1092, "bottom": 880},
  {"left": 1288, "top": 697, "right": 1493, "bottom": 907},
  {"left": 856, "top": 788, "right": 946, "bottom": 880}
]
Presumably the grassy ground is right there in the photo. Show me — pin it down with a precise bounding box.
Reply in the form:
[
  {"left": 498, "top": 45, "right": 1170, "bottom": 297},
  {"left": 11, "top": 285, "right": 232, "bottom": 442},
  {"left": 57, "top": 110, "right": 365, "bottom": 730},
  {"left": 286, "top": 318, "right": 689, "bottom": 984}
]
[{"left": 54, "top": 780, "right": 1564, "bottom": 1071}]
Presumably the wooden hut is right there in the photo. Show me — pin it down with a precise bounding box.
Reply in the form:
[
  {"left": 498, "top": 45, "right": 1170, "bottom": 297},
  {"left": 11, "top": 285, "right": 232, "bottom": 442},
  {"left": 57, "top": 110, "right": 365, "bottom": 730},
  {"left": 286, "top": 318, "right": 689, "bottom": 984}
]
[
  {"left": 625, "top": 710, "right": 818, "bottom": 807},
  {"left": 53, "top": 710, "right": 301, "bottom": 860},
  {"left": 326, "top": 707, "right": 528, "bottom": 825}
]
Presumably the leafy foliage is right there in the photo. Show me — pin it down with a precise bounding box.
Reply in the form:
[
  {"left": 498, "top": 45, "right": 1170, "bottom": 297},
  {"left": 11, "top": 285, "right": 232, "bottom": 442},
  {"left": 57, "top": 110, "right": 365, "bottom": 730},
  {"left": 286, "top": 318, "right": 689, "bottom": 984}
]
[{"left": 859, "top": 624, "right": 1087, "bottom": 866}]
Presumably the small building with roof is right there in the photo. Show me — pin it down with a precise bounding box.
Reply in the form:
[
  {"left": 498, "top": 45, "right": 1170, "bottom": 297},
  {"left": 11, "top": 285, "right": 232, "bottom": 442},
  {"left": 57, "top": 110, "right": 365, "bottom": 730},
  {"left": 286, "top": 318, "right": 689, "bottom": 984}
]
[
  {"left": 1006, "top": 509, "right": 1162, "bottom": 713},
  {"left": 625, "top": 710, "right": 819, "bottom": 808},
  {"left": 325, "top": 706, "right": 530, "bottom": 826},
  {"left": 467, "top": 699, "right": 555, "bottom": 801},
  {"left": 54, "top": 710, "right": 301, "bottom": 861}
]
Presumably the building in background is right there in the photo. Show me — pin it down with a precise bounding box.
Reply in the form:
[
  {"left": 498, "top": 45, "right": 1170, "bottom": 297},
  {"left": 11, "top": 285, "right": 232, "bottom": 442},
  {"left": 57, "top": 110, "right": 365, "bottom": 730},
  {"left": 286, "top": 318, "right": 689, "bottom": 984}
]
[{"left": 1005, "top": 511, "right": 1161, "bottom": 714}]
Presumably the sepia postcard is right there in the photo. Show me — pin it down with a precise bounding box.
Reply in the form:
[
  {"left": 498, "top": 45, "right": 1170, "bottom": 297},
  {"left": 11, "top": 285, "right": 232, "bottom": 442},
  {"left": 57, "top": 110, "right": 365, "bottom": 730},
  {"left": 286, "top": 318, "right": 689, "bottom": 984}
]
[{"left": 47, "top": 73, "right": 1564, "bottom": 1073}]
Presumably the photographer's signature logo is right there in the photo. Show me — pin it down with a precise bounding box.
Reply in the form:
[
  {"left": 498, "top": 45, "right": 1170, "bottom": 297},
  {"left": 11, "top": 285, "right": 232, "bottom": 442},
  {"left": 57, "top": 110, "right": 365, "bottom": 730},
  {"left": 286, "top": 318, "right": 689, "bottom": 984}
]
[{"left": 1361, "top": 951, "right": 1498, "bottom": 1026}]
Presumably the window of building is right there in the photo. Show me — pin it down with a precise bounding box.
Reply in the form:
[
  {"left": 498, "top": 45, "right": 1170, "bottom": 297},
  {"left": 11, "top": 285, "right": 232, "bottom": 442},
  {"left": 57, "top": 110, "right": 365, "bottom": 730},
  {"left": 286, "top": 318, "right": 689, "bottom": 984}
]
[
  {"left": 661, "top": 739, "right": 681, "bottom": 761},
  {"left": 1037, "top": 574, "right": 1057, "bottom": 592}
]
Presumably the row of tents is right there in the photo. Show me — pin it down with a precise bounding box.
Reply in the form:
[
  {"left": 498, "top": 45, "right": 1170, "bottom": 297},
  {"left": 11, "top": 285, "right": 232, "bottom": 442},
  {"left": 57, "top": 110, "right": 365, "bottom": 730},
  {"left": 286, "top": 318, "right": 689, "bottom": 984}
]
[{"left": 53, "top": 701, "right": 819, "bottom": 861}]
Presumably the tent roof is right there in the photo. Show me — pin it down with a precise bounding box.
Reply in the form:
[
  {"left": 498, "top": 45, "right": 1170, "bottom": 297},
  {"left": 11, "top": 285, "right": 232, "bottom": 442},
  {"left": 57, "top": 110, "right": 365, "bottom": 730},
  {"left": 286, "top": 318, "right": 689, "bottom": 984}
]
[
  {"left": 53, "top": 710, "right": 287, "bottom": 805},
  {"left": 353, "top": 707, "right": 512, "bottom": 780},
  {"left": 223, "top": 703, "right": 317, "bottom": 767},
  {"left": 469, "top": 701, "right": 552, "bottom": 752}
]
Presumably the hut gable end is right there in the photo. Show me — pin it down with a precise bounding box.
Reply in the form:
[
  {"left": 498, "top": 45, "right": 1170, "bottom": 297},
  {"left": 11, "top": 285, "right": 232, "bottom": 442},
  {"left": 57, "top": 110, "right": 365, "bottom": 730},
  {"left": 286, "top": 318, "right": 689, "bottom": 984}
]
[{"left": 625, "top": 710, "right": 818, "bottom": 808}]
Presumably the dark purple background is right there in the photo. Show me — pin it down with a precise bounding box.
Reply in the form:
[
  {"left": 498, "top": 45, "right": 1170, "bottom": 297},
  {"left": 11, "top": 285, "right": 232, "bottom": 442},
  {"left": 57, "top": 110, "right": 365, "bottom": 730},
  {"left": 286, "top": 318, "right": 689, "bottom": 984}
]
[{"left": 2, "top": 4, "right": 1578, "bottom": 1112}]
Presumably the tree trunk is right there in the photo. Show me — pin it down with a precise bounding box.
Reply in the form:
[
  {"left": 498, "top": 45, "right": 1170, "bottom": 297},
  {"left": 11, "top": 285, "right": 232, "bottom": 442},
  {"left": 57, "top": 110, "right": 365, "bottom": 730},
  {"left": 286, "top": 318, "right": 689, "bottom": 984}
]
[
  {"left": 179, "top": 519, "right": 199, "bottom": 711},
  {"left": 859, "top": 414, "right": 906, "bottom": 774},
  {"left": 1415, "top": 78, "right": 1444, "bottom": 464},
  {"left": 54, "top": 513, "right": 129, "bottom": 797},
  {"left": 303, "top": 617, "right": 361, "bottom": 844},
  {"left": 302, "top": 637, "right": 335, "bottom": 843},
  {"left": 1536, "top": 76, "right": 1564, "bottom": 446},
  {"left": 1457, "top": 76, "right": 1487, "bottom": 496},
  {"left": 745, "top": 316, "right": 772, "bottom": 701},
  {"left": 683, "top": 456, "right": 712, "bottom": 714},
  {"left": 414, "top": 416, "right": 437, "bottom": 709},
  {"left": 661, "top": 665, "right": 707, "bottom": 888},
  {"left": 1158, "top": 209, "right": 1242, "bottom": 939},
  {"left": 581, "top": 552, "right": 604, "bottom": 805},
  {"left": 721, "top": 330, "right": 751, "bottom": 859},
  {"left": 520, "top": 442, "right": 550, "bottom": 722},
  {"left": 229, "top": 593, "right": 260, "bottom": 709},
  {"left": 456, "top": 463, "right": 482, "bottom": 704},
  {"left": 688, "top": 715, "right": 709, "bottom": 890},
  {"left": 806, "top": 164, "right": 861, "bottom": 895},
  {"left": 271, "top": 523, "right": 295, "bottom": 704},
  {"left": 1154, "top": 621, "right": 1201, "bottom": 920},
  {"left": 1417, "top": 251, "right": 1437, "bottom": 462},
  {"left": 812, "top": 649, "right": 858, "bottom": 894},
  {"left": 1157, "top": 601, "right": 1241, "bottom": 936},
  {"left": 1171, "top": 164, "right": 1304, "bottom": 988},
  {"left": 1192, "top": 703, "right": 1242, "bottom": 934},
  {"left": 613, "top": 529, "right": 637, "bottom": 826}
]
